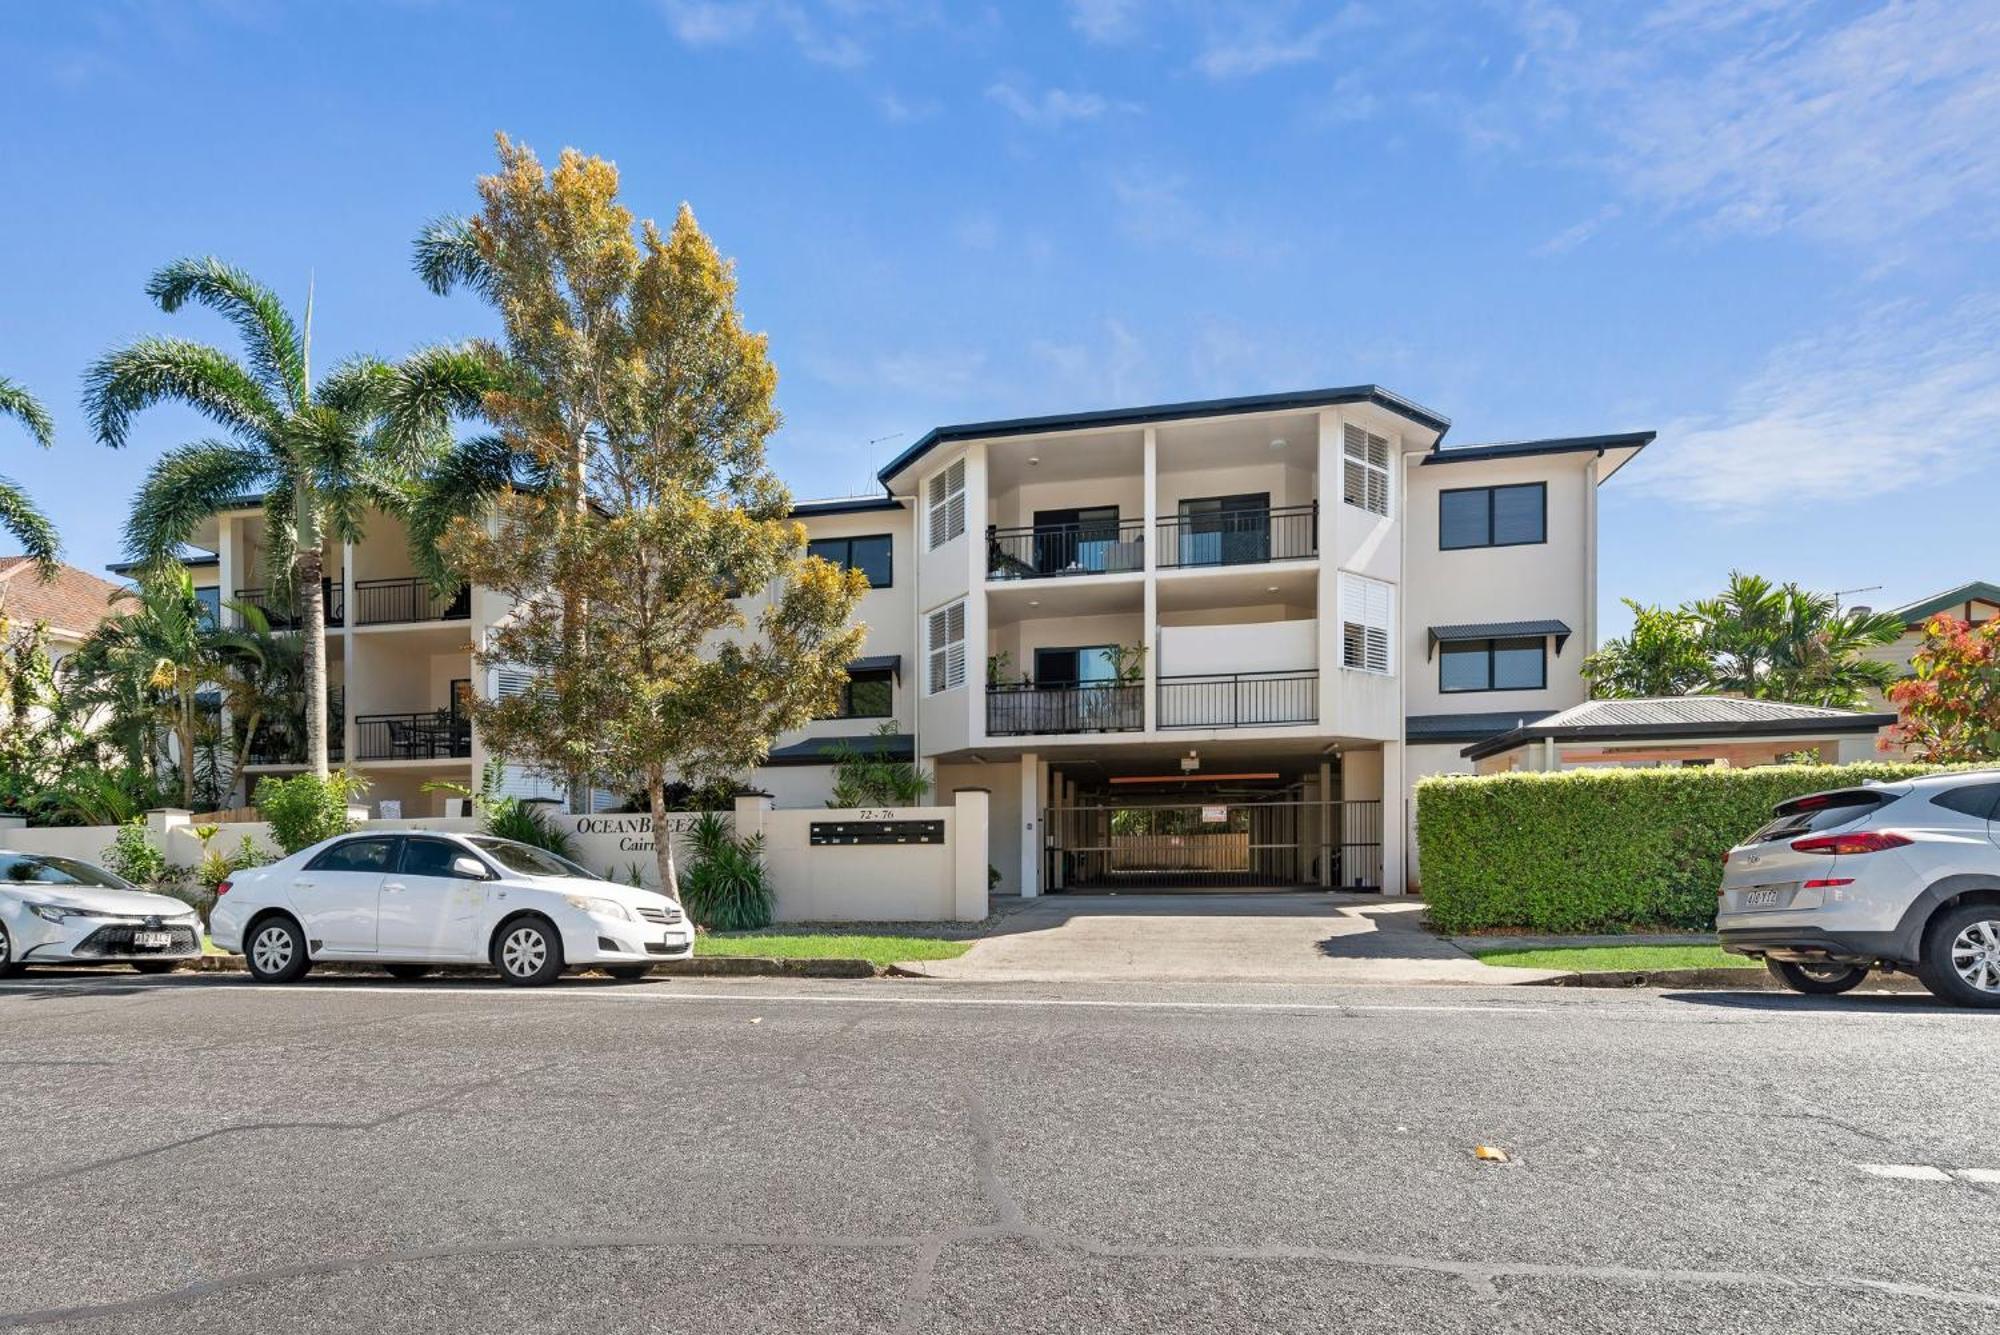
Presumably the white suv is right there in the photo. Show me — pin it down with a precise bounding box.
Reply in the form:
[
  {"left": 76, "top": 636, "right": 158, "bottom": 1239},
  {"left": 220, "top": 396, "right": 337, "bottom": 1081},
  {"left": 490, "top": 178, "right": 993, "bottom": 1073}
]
[
  {"left": 210, "top": 831, "right": 692, "bottom": 986},
  {"left": 1718, "top": 771, "right": 2000, "bottom": 1006}
]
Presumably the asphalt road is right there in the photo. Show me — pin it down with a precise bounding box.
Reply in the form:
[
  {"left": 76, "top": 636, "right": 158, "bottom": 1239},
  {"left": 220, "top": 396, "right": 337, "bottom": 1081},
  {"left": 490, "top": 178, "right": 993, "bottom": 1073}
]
[{"left": 2, "top": 972, "right": 1996, "bottom": 1333}]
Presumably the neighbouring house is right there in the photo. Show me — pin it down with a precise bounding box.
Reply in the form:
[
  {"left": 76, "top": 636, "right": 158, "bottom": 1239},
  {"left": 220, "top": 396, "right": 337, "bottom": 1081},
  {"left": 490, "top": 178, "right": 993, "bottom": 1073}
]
[
  {"left": 1857, "top": 580, "right": 1998, "bottom": 757},
  {"left": 159, "top": 384, "right": 1661, "bottom": 895},
  {"left": 0, "top": 557, "right": 125, "bottom": 664},
  {"left": 1459, "top": 697, "right": 1896, "bottom": 773}
]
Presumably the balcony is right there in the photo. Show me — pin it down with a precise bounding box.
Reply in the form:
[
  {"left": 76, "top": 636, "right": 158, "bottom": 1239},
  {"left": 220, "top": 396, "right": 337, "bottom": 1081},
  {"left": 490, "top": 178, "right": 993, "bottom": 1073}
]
[
  {"left": 1158, "top": 670, "right": 1317, "bottom": 729},
  {"left": 241, "top": 689, "right": 345, "bottom": 767},
  {"left": 1156, "top": 503, "right": 1316, "bottom": 570},
  {"left": 987, "top": 520, "right": 1145, "bottom": 581},
  {"left": 234, "top": 580, "right": 344, "bottom": 629},
  {"left": 987, "top": 682, "right": 1143, "bottom": 736},
  {"left": 355, "top": 711, "right": 472, "bottom": 762},
  {"left": 350, "top": 578, "right": 470, "bottom": 627}
]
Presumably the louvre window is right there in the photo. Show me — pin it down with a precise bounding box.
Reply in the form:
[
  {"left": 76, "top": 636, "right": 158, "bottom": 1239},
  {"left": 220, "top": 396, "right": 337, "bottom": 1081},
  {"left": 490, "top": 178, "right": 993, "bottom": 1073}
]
[
  {"left": 1439, "top": 483, "right": 1546, "bottom": 550},
  {"left": 927, "top": 459, "right": 967, "bottom": 550},
  {"left": 926, "top": 600, "right": 967, "bottom": 694},
  {"left": 806, "top": 534, "right": 893, "bottom": 588},
  {"left": 1338, "top": 572, "right": 1394, "bottom": 674},
  {"left": 1341, "top": 424, "right": 1391, "bottom": 517}
]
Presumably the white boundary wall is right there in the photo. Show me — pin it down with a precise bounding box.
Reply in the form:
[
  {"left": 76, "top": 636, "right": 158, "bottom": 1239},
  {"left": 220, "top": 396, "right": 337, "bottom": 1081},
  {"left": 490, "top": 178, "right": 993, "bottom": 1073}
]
[{"left": 0, "top": 788, "right": 990, "bottom": 924}]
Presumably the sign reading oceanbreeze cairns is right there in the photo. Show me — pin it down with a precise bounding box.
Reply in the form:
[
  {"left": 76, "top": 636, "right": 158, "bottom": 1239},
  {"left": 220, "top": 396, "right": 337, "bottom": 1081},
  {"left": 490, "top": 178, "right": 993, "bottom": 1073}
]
[{"left": 1201, "top": 805, "right": 1228, "bottom": 824}]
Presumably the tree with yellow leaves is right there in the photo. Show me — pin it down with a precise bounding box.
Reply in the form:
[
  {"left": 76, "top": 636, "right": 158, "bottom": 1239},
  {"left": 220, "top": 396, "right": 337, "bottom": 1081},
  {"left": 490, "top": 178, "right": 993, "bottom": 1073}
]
[{"left": 410, "top": 136, "right": 865, "bottom": 896}]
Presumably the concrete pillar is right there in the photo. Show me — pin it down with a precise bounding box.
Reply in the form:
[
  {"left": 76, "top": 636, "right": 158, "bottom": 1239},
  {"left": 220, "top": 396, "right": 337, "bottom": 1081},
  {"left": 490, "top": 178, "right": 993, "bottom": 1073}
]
[
  {"left": 340, "top": 540, "right": 358, "bottom": 773},
  {"left": 1142, "top": 427, "right": 1159, "bottom": 734},
  {"left": 1315, "top": 409, "right": 1340, "bottom": 727},
  {"left": 952, "top": 788, "right": 990, "bottom": 920},
  {"left": 1018, "top": 753, "right": 1041, "bottom": 898},
  {"left": 965, "top": 441, "right": 990, "bottom": 745},
  {"left": 1381, "top": 741, "right": 1407, "bottom": 897},
  {"left": 732, "top": 792, "right": 773, "bottom": 844},
  {"left": 1317, "top": 759, "right": 1334, "bottom": 887}
]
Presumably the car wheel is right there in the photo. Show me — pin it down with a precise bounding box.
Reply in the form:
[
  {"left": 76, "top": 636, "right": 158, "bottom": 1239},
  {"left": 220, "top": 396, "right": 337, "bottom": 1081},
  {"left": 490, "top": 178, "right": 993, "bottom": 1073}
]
[
  {"left": 1765, "top": 958, "right": 1869, "bottom": 995},
  {"left": 245, "top": 916, "right": 312, "bottom": 984},
  {"left": 131, "top": 960, "right": 181, "bottom": 976},
  {"left": 383, "top": 964, "right": 433, "bottom": 981},
  {"left": 1917, "top": 903, "right": 2000, "bottom": 1009},
  {"left": 492, "top": 916, "right": 564, "bottom": 987},
  {"left": 605, "top": 964, "right": 653, "bottom": 981},
  {"left": 0, "top": 921, "right": 18, "bottom": 978}
]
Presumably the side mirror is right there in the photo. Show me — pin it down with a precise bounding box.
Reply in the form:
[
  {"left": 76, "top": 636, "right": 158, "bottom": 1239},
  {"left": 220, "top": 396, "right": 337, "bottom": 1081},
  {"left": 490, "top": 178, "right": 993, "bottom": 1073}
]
[{"left": 451, "top": 855, "right": 490, "bottom": 880}]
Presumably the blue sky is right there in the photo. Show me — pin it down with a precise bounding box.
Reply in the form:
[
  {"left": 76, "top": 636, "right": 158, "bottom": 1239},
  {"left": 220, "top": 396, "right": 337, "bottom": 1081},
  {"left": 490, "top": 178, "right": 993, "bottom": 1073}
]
[{"left": 3, "top": 0, "right": 1997, "bottom": 629}]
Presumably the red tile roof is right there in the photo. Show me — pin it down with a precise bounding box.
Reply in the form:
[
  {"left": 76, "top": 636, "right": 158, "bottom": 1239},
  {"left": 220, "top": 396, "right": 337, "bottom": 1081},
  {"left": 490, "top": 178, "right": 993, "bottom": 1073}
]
[{"left": 0, "top": 557, "right": 128, "bottom": 642}]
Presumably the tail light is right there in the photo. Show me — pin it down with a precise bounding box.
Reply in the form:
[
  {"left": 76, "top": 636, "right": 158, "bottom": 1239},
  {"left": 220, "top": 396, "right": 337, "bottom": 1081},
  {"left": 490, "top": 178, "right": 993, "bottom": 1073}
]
[
  {"left": 1803, "top": 877, "right": 1856, "bottom": 889},
  {"left": 1790, "top": 831, "right": 1912, "bottom": 855},
  {"left": 215, "top": 878, "right": 233, "bottom": 897}
]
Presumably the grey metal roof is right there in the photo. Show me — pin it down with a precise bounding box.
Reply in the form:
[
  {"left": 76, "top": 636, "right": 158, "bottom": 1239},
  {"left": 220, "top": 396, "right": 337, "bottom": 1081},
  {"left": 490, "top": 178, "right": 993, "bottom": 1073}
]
[
  {"left": 1885, "top": 580, "right": 2000, "bottom": 624},
  {"left": 792, "top": 494, "right": 904, "bottom": 517},
  {"left": 849, "top": 654, "right": 902, "bottom": 677},
  {"left": 1406, "top": 710, "right": 1554, "bottom": 744},
  {"left": 763, "top": 731, "right": 914, "bottom": 767},
  {"left": 1420, "top": 431, "right": 1655, "bottom": 467},
  {"left": 1427, "top": 619, "right": 1572, "bottom": 658},
  {"left": 1462, "top": 696, "right": 1899, "bottom": 760}
]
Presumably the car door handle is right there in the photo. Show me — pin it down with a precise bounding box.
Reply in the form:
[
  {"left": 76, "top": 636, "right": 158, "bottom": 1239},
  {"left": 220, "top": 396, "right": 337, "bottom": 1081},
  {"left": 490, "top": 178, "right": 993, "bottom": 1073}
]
[
  {"left": 383, "top": 882, "right": 406, "bottom": 893},
  {"left": 295, "top": 880, "right": 315, "bottom": 890}
]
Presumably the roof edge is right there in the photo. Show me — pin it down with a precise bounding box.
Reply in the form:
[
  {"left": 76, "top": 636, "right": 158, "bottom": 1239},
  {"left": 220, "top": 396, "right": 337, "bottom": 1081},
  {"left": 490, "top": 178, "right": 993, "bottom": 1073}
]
[
  {"left": 1422, "top": 431, "right": 1655, "bottom": 470},
  {"left": 1462, "top": 711, "right": 1898, "bottom": 761}
]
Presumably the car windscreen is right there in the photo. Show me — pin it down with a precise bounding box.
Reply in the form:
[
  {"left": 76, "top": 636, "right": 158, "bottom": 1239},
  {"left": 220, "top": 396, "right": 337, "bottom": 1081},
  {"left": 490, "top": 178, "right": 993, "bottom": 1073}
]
[
  {"left": 1745, "top": 790, "right": 1895, "bottom": 845},
  {"left": 0, "top": 854, "right": 136, "bottom": 890},
  {"left": 467, "top": 837, "right": 601, "bottom": 880}
]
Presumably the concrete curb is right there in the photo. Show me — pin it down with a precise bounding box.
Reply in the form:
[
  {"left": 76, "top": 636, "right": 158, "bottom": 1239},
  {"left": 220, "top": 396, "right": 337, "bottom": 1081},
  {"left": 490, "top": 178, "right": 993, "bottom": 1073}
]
[
  {"left": 1531, "top": 967, "right": 1928, "bottom": 992},
  {"left": 184, "top": 955, "right": 883, "bottom": 980}
]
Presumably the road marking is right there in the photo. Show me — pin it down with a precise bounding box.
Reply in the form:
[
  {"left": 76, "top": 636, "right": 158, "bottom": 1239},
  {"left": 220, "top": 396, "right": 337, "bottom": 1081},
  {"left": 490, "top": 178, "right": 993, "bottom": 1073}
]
[
  {"left": 1857, "top": 1163, "right": 1952, "bottom": 1182},
  {"left": 0, "top": 979, "right": 1551, "bottom": 1016},
  {"left": 1955, "top": 1168, "right": 2000, "bottom": 1184}
]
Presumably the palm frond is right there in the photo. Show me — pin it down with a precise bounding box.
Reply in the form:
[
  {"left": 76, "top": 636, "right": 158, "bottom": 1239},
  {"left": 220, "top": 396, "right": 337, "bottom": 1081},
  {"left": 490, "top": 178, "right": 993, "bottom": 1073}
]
[
  {"left": 314, "top": 355, "right": 395, "bottom": 419},
  {"left": 0, "top": 375, "right": 55, "bottom": 449},
  {"left": 0, "top": 474, "right": 60, "bottom": 575},
  {"left": 413, "top": 215, "right": 494, "bottom": 297},
  {"left": 379, "top": 342, "right": 500, "bottom": 467},
  {"left": 84, "top": 337, "right": 279, "bottom": 449},
  {"left": 405, "top": 433, "right": 535, "bottom": 590},
  {"left": 123, "top": 441, "right": 273, "bottom": 569},
  {"left": 146, "top": 257, "right": 307, "bottom": 409}
]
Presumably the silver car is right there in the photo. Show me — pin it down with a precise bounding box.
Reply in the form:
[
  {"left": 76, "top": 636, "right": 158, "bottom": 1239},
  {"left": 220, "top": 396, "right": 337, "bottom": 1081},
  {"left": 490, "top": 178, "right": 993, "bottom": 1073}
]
[
  {"left": 0, "top": 851, "right": 206, "bottom": 975},
  {"left": 1717, "top": 771, "right": 2000, "bottom": 1006}
]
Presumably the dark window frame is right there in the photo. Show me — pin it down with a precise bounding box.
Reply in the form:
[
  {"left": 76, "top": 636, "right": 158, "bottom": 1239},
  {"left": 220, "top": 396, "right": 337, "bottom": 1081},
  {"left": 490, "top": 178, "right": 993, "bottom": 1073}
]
[
  {"left": 824, "top": 667, "right": 895, "bottom": 720},
  {"left": 1438, "top": 637, "right": 1548, "bottom": 694},
  {"left": 807, "top": 533, "right": 894, "bottom": 589},
  {"left": 1439, "top": 482, "right": 1548, "bottom": 551}
]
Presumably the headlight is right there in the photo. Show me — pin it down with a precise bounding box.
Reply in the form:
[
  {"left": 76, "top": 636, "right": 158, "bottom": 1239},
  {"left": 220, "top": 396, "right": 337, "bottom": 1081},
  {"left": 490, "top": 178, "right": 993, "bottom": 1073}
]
[
  {"left": 26, "top": 902, "right": 90, "bottom": 924},
  {"left": 564, "top": 895, "right": 631, "bottom": 921}
]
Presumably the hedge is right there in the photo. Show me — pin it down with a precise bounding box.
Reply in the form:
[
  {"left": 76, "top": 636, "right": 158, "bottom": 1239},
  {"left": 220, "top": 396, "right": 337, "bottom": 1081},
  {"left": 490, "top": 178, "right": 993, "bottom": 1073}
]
[{"left": 1415, "top": 763, "right": 1951, "bottom": 934}]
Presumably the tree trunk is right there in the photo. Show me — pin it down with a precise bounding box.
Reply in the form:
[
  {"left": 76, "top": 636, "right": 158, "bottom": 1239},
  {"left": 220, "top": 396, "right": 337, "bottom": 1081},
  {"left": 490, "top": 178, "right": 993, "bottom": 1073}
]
[
  {"left": 176, "top": 686, "right": 195, "bottom": 808},
  {"left": 647, "top": 765, "right": 680, "bottom": 900},
  {"left": 296, "top": 497, "right": 331, "bottom": 780}
]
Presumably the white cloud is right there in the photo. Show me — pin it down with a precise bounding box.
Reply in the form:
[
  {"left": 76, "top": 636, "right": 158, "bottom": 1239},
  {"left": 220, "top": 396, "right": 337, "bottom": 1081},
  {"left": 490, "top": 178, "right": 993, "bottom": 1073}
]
[
  {"left": 1495, "top": 0, "right": 2000, "bottom": 250},
  {"left": 1031, "top": 319, "right": 1154, "bottom": 405},
  {"left": 656, "top": 0, "right": 871, "bottom": 67},
  {"left": 807, "top": 346, "right": 989, "bottom": 396},
  {"left": 1638, "top": 295, "right": 2000, "bottom": 509},
  {"left": 876, "top": 89, "right": 939, "bottom": 122},
  {"left": 1069, "top": 0, "right": 1143, "bottom": 43},
  {"left": 1108, "top": 165, "right": 1288, "bottom": 262},
  {"left": 1534, "top": 202, "right": 1621, "bottom": 256},
  {"left": 1195, "top": 3, "right": 1374, "bottom": 79},
  {"left": 985, "top": 80, "right": 1124, "bottom": 128}
]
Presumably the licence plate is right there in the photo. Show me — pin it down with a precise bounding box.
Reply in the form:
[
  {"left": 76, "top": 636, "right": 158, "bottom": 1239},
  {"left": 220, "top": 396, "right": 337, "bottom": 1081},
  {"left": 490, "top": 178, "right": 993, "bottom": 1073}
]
[
  {"left": 1742, "top": 888, "right": 1784, "bottom": 909},
  {"left": 133, "top": 931, "right": 173, "bottom": 949}
]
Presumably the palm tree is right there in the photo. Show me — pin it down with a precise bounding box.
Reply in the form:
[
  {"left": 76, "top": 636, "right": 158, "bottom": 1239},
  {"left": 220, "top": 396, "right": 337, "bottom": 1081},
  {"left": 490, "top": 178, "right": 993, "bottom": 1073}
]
[
  {"left": 74, "top": 569, "right": 219, "bottom": 808},
  {"left": 0, "top": 375, "right": 60, "bottom": 576},
  {"left": 84, "top": 257, "right": 467, "bottom": 777},
  {"left": 1692, "top": 571, "right": 1902, "bottom": 708},
  {"left": 210, "top": 601, "right": 307, "bottom": 779}
]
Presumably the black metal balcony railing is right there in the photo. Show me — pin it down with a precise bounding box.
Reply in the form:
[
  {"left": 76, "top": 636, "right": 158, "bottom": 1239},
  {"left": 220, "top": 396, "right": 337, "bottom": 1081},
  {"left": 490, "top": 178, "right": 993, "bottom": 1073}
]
[
  {"left": 987, "top": 682, "right": 1144, "bottom": 735},
  {"left": 987, "top": 520, "right": 1146, "bottom": 580},
  {"left": 242, "top": 689, "right": 345, "bottom": 767},
  {"left": 234, "top": 580, "right": 344, "bottom": 629},
  {"left": 1158, "top": 670, "right": 1318, "bottom": 729},
  {"left": 351, "top": 578, "right": 471, "bottom": 626},
  {"left": 355, "top": 712, "right": 473, "bottom": 762},
  {"left": 1156, "top": 503, "right": 1317, "bottom": 570}
]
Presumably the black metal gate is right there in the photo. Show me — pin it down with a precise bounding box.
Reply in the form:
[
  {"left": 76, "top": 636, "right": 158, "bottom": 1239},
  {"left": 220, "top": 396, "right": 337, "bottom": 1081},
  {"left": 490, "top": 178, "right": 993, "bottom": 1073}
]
[{"left": 1041, "top": 799, "right": 1383, "bottom": 892}]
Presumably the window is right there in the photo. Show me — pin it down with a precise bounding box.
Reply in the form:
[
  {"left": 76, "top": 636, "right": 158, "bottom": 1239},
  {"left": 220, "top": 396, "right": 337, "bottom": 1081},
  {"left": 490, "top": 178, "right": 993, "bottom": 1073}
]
[
  {"left": 927, "top": 458, "right": 966, "bottom": 550},
  {"left": 305, "top": 838, "right": 396, "bottom": 874},
  {"left": 399, "top": 837, "right": 489, "bottom": 879},
  {"left": 825, "top": 668, "right": 894, "bottom": 719},
  {"left": 926, "top": 600, "right": 967, "bottom": 694},
  {"left": 1338, "top": 572, "right": 1394, "bottom": 674},
  {"left": 1341, "top": 424, "right": 1391, "bottom": 517},
  {"left": 0, "top": 854, "right": 134, "bottom": 890},
  {"left": 1439, "top": 637, "right": 1547, "bottom": 693},
  {"left": 468, "top": 836, "right": 601, "bottom": 880},
  {"left": 1439, "top": 483, "right": 1547, "bottom": 550},
  {"left": 193, "top": 586, "right": 221, "bottom": 626},
  {"left": 807, "top": 534, "right": 893, "bottom": 588},
  {"left": 1931, "top": 783, "right": 2000, "bottom": 820},
  {"left": 1032, "top": 646, "right": 1118, "bottom": 687}
]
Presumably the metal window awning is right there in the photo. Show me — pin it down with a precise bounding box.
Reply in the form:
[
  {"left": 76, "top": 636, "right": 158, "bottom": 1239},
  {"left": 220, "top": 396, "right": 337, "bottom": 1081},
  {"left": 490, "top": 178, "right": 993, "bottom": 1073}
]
[
  {"left": 849, "top": 654, "right": 902, "bottom": 680},
  {"left": 1427, "top": 619, "right": 1571, "bottom": 660}
]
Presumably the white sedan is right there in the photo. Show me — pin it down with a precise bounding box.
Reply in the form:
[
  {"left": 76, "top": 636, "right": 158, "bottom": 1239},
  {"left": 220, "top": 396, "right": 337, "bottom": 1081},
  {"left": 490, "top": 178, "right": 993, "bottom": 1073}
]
[
  {"left": 0, "top": 851, "right": 206, "bottom": 975},
  {"left": 209, "top": 831, "right": 692, "bottom": 986}
]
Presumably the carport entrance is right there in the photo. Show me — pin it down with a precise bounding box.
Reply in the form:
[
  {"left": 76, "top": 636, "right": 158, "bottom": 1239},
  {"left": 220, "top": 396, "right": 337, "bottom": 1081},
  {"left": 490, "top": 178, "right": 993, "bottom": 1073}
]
[{"left": 1043, "top": 798, "right": 1382, "bottom": 892}]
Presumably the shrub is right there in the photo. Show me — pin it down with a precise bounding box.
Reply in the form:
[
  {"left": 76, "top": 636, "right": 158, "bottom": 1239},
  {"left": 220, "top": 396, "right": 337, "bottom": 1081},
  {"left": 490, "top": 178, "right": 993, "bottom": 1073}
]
[
  {"left": 255, "top": 771, "right": 369, "bottom": 855},
  {"left": 103, "top": 819, "right": 170, "bottom": 887},
  {"left": 827, "top": 724, "right": 929, "bottom": 808},
  {"left": 1417, "top": 762, "right": 1954, "bottom": 934},
  {"left": 483, "top": 798, "right": 576, "bottom": 857},
  {"left": 678, "top": 810, "right": 774, "bottom": 931}
]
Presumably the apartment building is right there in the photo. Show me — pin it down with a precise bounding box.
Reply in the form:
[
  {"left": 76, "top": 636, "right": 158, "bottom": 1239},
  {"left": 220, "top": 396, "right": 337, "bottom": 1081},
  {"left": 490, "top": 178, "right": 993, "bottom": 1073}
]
[
  {"left": 171, "top": 385, "right": 1650, "bottom": 893},
  {"left": 742, "top": 386, "right": 1653, "bottom": 896}
]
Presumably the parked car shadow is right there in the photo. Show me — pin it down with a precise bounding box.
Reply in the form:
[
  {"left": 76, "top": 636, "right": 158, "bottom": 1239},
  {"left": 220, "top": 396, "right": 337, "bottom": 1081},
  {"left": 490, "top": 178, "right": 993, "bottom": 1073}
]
[{"left": 1660, "top": 989, "right": 1977, "bottom": 1015}]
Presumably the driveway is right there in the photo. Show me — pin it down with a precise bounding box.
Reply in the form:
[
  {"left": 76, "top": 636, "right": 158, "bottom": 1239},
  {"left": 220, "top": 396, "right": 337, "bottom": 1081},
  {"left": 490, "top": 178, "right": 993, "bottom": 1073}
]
[{"left": 918, "top": 892, "right": 1554, "bottom": 985}]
